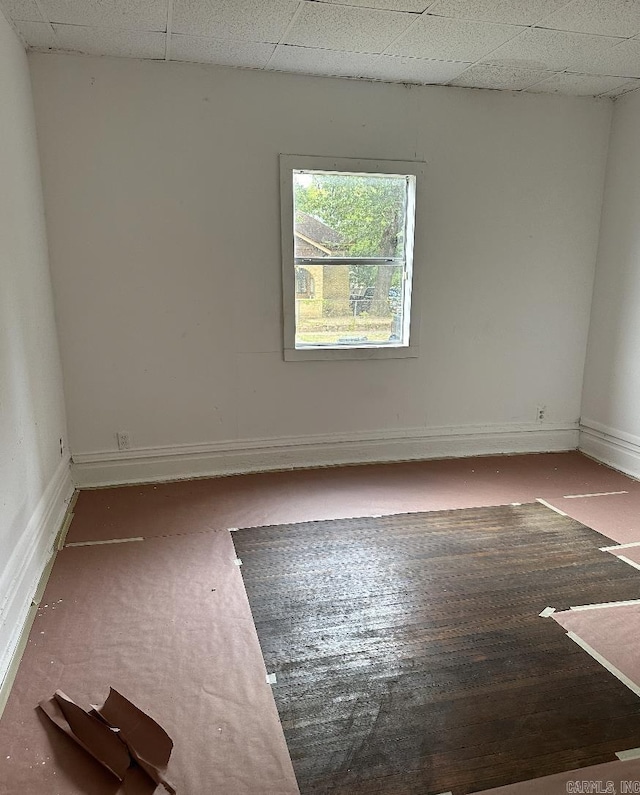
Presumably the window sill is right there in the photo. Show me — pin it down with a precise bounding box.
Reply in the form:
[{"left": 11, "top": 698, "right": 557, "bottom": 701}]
[{"left": 283, "top": 345, "right": 419, "bottom": 362}]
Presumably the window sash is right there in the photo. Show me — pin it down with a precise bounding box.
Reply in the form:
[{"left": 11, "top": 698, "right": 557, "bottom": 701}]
[{"left": 294, "top": 257, "right": 404, "bottom": 266}]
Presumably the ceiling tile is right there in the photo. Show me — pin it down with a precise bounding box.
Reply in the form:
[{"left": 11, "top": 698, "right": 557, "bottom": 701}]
[
  {"left": 566, "top": 38, "right": 640, "bottom": 77},
  {"left": 536, "top": 0, "right": 640, "bottom": 39},
  {"left": 426, "top": 0, "right": 571, "bottom": 26},
  {"left": 485, "top": 27, "right": 623, "bottom": 71},
  {"left": 450, "top": 63, "right": 553, "bottom": 90},
  {"left": 268, "top": 44, "right": 381, "bottom": 77},
  {"left": 526, "top": 71, "right": 630, "bottom": 95},
  {"left": 38, "top": 0, "right": 168, "bottom": 31},
  {"left": 51, "top": 24, "right": 166, "bottom": 58},
  {"left": 387, "top": 15, "right": 523, "bottom": 61},
  {"left": 316, "top": 0, "right": 432, "bottom": 10},
  {"left": 170, "top": 35, "right": 275, "bottom": 67},
  {"left": 603, "top": 77, "right": 640, "bottom": 96},
  {"left": 15, "top": 19, "right": 55, "bottom": 47},
  {"left": 0, "top": 0, "right": 44, "bottom": 22},
  {"left": 358, "top": 53, "right": 470, "bottom": 83},
  {"left": 172, "top": 0, "right": 299, "bottom": 43},
  {"left": 284, "top": 2, "right": 415, "bottom": 54}
]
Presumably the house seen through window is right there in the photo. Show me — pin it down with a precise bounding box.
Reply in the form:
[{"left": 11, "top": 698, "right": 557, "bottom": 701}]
[{"left": 281, "top": 157, "right": 420, "bottom": 360}]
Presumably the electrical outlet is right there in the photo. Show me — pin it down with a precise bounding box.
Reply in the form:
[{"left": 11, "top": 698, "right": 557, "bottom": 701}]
[
  {"left": 116, "top": 432, "right": 131, "bottom": 451},
  {"left": 536, "top": 406, "right": 546, "bottom": 422}
]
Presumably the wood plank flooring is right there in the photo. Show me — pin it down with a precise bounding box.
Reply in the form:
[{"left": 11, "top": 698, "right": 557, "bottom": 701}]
[{"left": 233, "top": 503, "right": 640, "bottom": 794}]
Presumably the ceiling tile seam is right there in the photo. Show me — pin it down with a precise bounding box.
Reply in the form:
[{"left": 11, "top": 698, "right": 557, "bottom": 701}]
[
  {"left": 347, "top": 5, "right": 417, "bottom": 61},
  {"left": 528, "top": 0, "right": 580, "bottom": 32},
  {"left": 45, "top": 20, "right": 167, "bottom": 35},
  {"left": 409, "top": 0, "right": 452, "bottom": 14},
  {"left": 447, "top": 68, "right": 562, "bottom": 94},
  {"left": 612, "top": 84, "right": 640, "bottom": 100},
  {"left": 261, "top": 40, "right": 473, "bottom": 81},
  {"left": 306, "top": 0, "right": 426, "bottom": 14},
  {"left": 356, "top": 56, "right": 379, "bottom": 77},
  {"left": 374, "top": 7, "right": 427, "bottom": 60},
  {"left": 531, "top": 23, "right": 640, "bottom": 41},
  {"left": 464, "top": 23, "right": 535, "bottom": 66},
  {"left": 517, "top": 0, "right": 577, "bottom": 29},
  {"left": 269, "top": 40, "right": 468, "bottom": 59},
  {"left": 161, "top": 35, "right": 479, "bottom": 68},
  {"left": 551, "top": 70, "right": 615, "bottom": 89},
  {"left": 32, "top": 0, "right": 55, "bottom": 36},
  {"left": 591, "top": 75, "right": 636, "bottom": 91},
  {"left": 439, "top": 23, "right": 537, "bottom": 87},
  {"left": 169, "top": 31, "right": 288, "bottom": 50},
  {"left": 170, "top": 31, "right": 288, "bottom": 47},
  {"left": 564, "top": 67, "right": 640, "bottom": 80},
  {"left": 519, "top": 69, "right": 631, "bottom": 95},
  {"left": 518, "top": 74, "right": 565, "bottom": 92},
  {"left": 165, "top": 0, "right": 173, "bottom": 60},
  {"left": 263, "top": 1, "right": 305, "bottom": 69},
  {"left": 514, "top": 73, "right": 558, "bottom": 92},
  {"left": 425, "top": 0, "right": 575, "bottom": 26},
  {"left": 444, "top": 66, "right": 562, "bottom": 93},
  {"left": 477, "top": 47, "right": 611, "bottom": 75},
  {"left": 442, "top": 59, "right": 493, "bottom": 85},
  {"left": 475, "top": 38, "right": 640, "bottom": 79},
  {"left": 423, "top": 5, "right": 570, "bottom": 29},
  {"left": 356, "top": 53, "right": 472, "bottom": 80}
]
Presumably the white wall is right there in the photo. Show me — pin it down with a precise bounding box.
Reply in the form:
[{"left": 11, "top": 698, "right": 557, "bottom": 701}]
[
  {"left": 28, "top": 53, "right": 612, "bottom": 485},
  {"left": 0, "top": 15, "right": 71, "bottom": 688},
  {"left": 581, "top": 89, "right": 640, "bottom": 477}
]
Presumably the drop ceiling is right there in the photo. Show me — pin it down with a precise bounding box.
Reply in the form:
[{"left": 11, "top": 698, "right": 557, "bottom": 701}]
[{"left": 4, "top": 0, "right": 640, "bottom": 98}]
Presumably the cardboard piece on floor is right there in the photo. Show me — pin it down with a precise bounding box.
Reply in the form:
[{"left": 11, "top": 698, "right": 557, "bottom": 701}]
[
  {"left": 0, "top": 531, "right": 299, "bottom": 795},
  {"left": 541, "top": 492, "right": 640, "bottom": 544},
  {"left": 553, "top": 604, "right": 640, "bottom": 693}
]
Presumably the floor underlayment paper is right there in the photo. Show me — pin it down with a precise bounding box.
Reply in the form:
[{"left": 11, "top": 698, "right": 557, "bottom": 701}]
[
  {"left": 4, "top": 452, "right": 640, "bottom": 794},
  {"left": 553, "top": 604, "right": 640, "bottom": 699},
  {"left": 66, "top": 452, "right": 637, "bottom": 545},
  {"left": 542, "top": 491, "right": 640, "bottom": 545},
  {"left": 0, "top": 531, "right": 299, "bottom": 795}
]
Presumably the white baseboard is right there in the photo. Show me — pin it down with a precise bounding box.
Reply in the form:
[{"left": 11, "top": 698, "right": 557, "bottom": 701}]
[
  {"left": 579, "top": 419, "right": 640, "bottom": 481},
  {"left": 72, "top": 422, "right": 579, "bottom": 488},
  {"left": 0, "top": 457, "right": 74, "bottom": 695}
]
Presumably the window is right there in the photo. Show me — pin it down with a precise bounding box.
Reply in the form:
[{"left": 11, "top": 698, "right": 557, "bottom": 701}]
[{"left": 280, "top": 155, "right": 423, "bottom": 361}]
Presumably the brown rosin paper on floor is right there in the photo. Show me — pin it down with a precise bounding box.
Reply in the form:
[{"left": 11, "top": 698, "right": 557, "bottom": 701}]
[
  {"left": 39, "top": 689, "right": 175, "bottom": 794},
  {"left": 94, "top": 688, "right": 174, "bottom": 791},
  {"left": 39, "top": 691, "right": 131, "bottom": 779},
  {"left": 67, "top": 452, "right": 637, "bottom": 545},
  {"left": 554, "top": 604, "right": 640, "bottom": 691},
  {"left": 540, "top": 491, "right": 640, "bottom": 545},
  {"left": 0, "top": 531, "right": 299, "bottom": 795}
]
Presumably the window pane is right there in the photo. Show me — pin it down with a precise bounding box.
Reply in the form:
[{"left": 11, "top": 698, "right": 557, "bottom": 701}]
[
  {"left": 293, "top": 171, "right": 407, "bottom": 259},
  {"left": 295, "top": 264, "right": 405, "bottom": 348}
]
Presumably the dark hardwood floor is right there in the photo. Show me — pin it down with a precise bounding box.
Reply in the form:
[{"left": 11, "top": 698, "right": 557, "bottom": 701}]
[{"left": 233, "top": 503, "right": 640, "bottom": 795}]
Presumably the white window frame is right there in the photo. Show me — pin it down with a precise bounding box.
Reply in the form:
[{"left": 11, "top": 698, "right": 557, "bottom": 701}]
[{"left": 280, "top": 154, "right": 424, "bottom": 362}]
